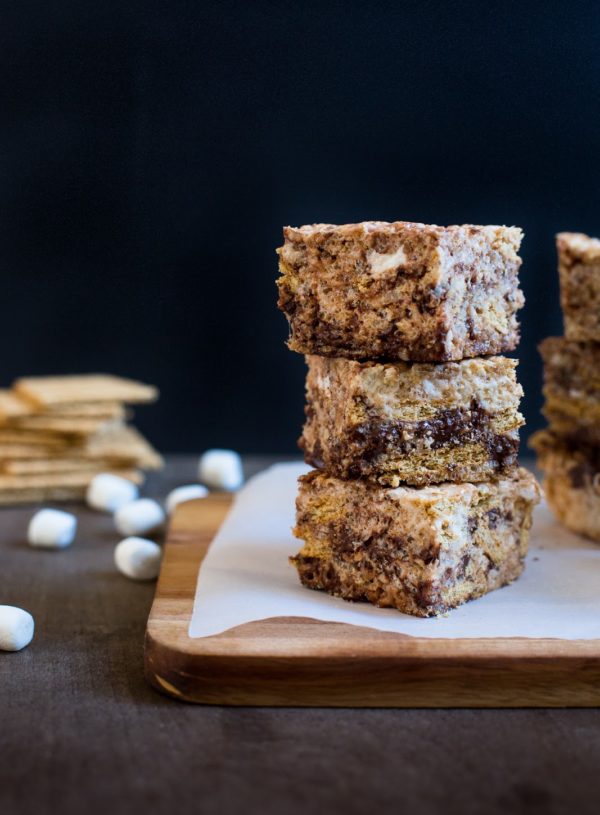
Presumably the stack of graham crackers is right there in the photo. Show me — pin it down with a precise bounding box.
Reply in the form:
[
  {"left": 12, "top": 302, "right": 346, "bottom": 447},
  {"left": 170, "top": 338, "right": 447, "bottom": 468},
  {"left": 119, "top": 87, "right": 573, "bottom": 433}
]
[
  {"left": 532, "top": 232, "right": 600, "bottom": 541},
  {"left": 0, "top": 374, "right": 162, "bottom": 504},
  {"left": 277, "top": 221, "right": 540, "bottom": 617}
]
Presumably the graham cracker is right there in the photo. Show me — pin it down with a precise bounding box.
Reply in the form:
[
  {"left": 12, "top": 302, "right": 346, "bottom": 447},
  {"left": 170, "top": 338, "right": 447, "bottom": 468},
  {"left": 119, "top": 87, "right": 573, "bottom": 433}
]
[
  {"left": 0, "top": 443, "right": 77, "bottom": 459},
  {"left": 3, "top": 459, "right": 122, "bottom": 475},
  {"left": 0, "top": 425, "right": 162, "bottom": 467},
  {"left": 84, "top": 425, "right": 163, "bottom": 469},
  {"left": 14, "top": 375, "right": 158, "bottom": 408},
  {"left": 11, "top": 415, "right": 121, "bottom": 437},
  {"left": 0, "top": 430, "right": 70, "bottom": 447},
  {"left": 0, "top": 468, "right": 143, "bottom": 490},
  {"left": 45, "top": 401, "right": 126, "bottom": 420},
  {"left": 0, "top": 390, "right": 34, "bottom": 422},
  {"left": 0, "top": 486, "right": 88, "bottom": 504},
  {"left": 0, "top": 468, "right": 143, "bottom": 505}
]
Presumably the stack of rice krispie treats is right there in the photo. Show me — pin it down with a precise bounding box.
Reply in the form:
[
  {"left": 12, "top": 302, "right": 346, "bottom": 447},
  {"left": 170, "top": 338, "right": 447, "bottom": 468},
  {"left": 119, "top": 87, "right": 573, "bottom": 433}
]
[
  {"left": 532, "top": 233, "right": 600, "bottom": 541},
  {"left": 277, "top": 222, "right": 540, "bottom": 617}
]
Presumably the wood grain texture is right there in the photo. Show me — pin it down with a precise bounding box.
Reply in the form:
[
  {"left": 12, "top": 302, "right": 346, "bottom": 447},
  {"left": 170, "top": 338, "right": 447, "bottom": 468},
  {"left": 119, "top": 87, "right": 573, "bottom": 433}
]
[{"left": 145, "top": 494, "right": 600, "bottom": 707}]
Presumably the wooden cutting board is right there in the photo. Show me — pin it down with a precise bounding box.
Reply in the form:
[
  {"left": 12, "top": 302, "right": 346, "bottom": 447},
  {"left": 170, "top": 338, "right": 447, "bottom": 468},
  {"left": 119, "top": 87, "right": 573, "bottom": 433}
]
[{"left": 144, "top": 494, "right": 600, "bottom": 707}]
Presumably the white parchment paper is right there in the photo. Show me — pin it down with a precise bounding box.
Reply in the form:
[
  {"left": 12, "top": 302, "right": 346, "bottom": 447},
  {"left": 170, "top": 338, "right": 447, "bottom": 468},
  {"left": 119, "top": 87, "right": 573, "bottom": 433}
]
[{"left": 189, "top": 462, "right": 600, "bottom": 639}]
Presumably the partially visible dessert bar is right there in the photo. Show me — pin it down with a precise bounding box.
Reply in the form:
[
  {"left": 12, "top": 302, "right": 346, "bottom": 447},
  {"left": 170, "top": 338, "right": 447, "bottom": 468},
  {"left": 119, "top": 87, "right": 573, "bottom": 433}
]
[
  {"left": 539, "top": 337, "right": 600, "bottom": 445},
  {"left": 277, "top": 221, "right": 524, "bottom": 362},
  {"left": 291, "top": 468, "right": 540, "bottom": 617},
  {"left": 557, "top": 232, "right": 600, "bottom": 341},
  {"left": 301, "top": 355, "right": 524, "bottom": 487},
  {"left": 531, "top": 430, "right": 600, "bottom": 542}
]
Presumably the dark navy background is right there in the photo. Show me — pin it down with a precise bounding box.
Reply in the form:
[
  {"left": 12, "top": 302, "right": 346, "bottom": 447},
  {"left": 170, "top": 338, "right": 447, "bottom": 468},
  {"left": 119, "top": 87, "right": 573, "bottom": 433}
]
[{"left": 2, "top": 1, "right": 598, "bottom": 453}]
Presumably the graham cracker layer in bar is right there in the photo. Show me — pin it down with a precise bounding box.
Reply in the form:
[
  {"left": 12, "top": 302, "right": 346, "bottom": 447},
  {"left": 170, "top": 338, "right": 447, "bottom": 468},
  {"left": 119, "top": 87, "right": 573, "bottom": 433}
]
[
  {"left": 531, "top": 430, "right": 600, "bottom": 542},
  {"left": 557, "top": 232, "right": 600, "bottom": 341},
  {"left": 292, "top": 468, "right": 540, "bottom": 617},
  {"left": 277, "top": 221, "right": 524, "bottom": 362},
  {"left": 539, "top": 336, "right": 600, "bottom": 445},
  {"left": 301, "top": 355, "right": 523, "bottom": 487}
]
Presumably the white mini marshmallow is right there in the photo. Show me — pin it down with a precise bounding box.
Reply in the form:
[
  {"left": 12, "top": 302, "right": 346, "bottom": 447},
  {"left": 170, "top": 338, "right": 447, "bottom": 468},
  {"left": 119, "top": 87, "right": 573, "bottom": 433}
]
[
  {"left": 114, "top": 498, "right": 165, "bottom": 536},
  {"left": 0, "top": 605, "right": 35, "bottom": 651},
  {"left": 27, "top": 508, "right": 77, "bottom": 549},
  {"left": 165, "top": 484, "right": 209, "bottom": 515},
  {"left": 198, "top": 449, "right": 244, "bottom": 491},
  {"left": 114, "top": 537, "right": 162, "bottom": 581},
  {"left": 86, "top": 473, "right": 139, "bottom": 512}
]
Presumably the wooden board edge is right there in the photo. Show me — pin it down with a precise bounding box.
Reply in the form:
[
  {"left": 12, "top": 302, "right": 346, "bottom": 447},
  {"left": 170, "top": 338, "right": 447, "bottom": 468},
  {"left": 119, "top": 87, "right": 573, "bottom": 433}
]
[
  {"left": 144, "top": 627, "right": 600, "bottom": 707},
  {"left": 143, "top": 495, "right": 600, "bottom": 707}
]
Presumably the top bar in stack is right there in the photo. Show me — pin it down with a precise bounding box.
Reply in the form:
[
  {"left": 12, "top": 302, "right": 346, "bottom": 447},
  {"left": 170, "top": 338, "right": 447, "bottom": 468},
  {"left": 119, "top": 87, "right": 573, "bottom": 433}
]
[
  {"left": 557, "top": 232, "right": 600, "bottom": 341},
  {"left": 277, "top": 221, "right": 524, "bottom": 362}
]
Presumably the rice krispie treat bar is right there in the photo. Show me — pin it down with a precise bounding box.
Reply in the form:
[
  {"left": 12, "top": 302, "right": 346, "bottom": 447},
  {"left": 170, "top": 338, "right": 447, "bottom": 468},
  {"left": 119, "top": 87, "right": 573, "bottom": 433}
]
[
  {"left": 301, "top": 355, "right": 524, "bottom": 487},
  {"left": 291, "top": 468, "right": 540, "bottom": 617},
  {"left": 557, "top": 232, "right": 600, "bottom": 341},
  {"left": 531, "top": 430, "right": 600, "bottom": 542},
  {"left": 277, "top": 221, "right": 524, "bottom": 362},
  {"left": 540, "top": 337, "right": 600, "bottom": 445}
]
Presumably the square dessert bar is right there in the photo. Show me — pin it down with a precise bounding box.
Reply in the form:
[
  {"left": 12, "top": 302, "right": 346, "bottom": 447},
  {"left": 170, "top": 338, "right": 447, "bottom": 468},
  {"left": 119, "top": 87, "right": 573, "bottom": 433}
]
[
  {"left": 277, "top": 221, "right": 524, "bottom": 362},
  {"left": 531, "top": 430, "right": 600, "bottom": 542},
  {"left": 540, "top": 337, "right": 600, "bottom": 445},
  {"left": 291, "top": 468, "right": 540, "bottom": 617},
  {"left": 557, "top": 232, "right": 600, "bottom": 341},
  {"left": 301, "top": 354, "right": 523, "bottom": 487}
]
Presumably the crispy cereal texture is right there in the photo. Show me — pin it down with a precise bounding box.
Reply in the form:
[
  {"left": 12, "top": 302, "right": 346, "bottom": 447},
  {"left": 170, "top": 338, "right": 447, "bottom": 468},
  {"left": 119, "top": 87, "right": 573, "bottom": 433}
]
[
  {"left": 278, "top": 221, "right": 524, "bottom": 362},
  {"left": 292, "top": 468, "right": 540, "bottom": 617},
  {"left": 301, "top": 355, "right": 523, "bottom": 486}
]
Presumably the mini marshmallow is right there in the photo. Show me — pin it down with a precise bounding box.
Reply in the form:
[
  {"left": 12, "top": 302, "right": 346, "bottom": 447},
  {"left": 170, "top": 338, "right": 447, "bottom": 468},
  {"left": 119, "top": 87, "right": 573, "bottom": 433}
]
[
  {"left": 114, "top": 537, "right": 162, "bottom": 581},
  {"left": 114, "top": 498, "right": 165, "bottom": 536},
  {"left": 165, "top": 484, "right": 209, "bottom": 514},
  {"left": 198, "top": 448, "right": 244, "bottom": 491},
  {"left": 87, "top": 473, "right": 139, "bottom": 512},
  {"left": 0, "top": 605, "right": 35, "bottom": 651},
  {"left": 28, "top": 508, "right": 77, "bottom": 549}
]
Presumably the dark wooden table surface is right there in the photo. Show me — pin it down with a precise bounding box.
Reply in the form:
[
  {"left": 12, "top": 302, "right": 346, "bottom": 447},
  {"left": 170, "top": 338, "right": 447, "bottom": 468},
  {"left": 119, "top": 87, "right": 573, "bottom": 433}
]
[{"left": 1, "top": 456, "right": 599, "bottom": 815}]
